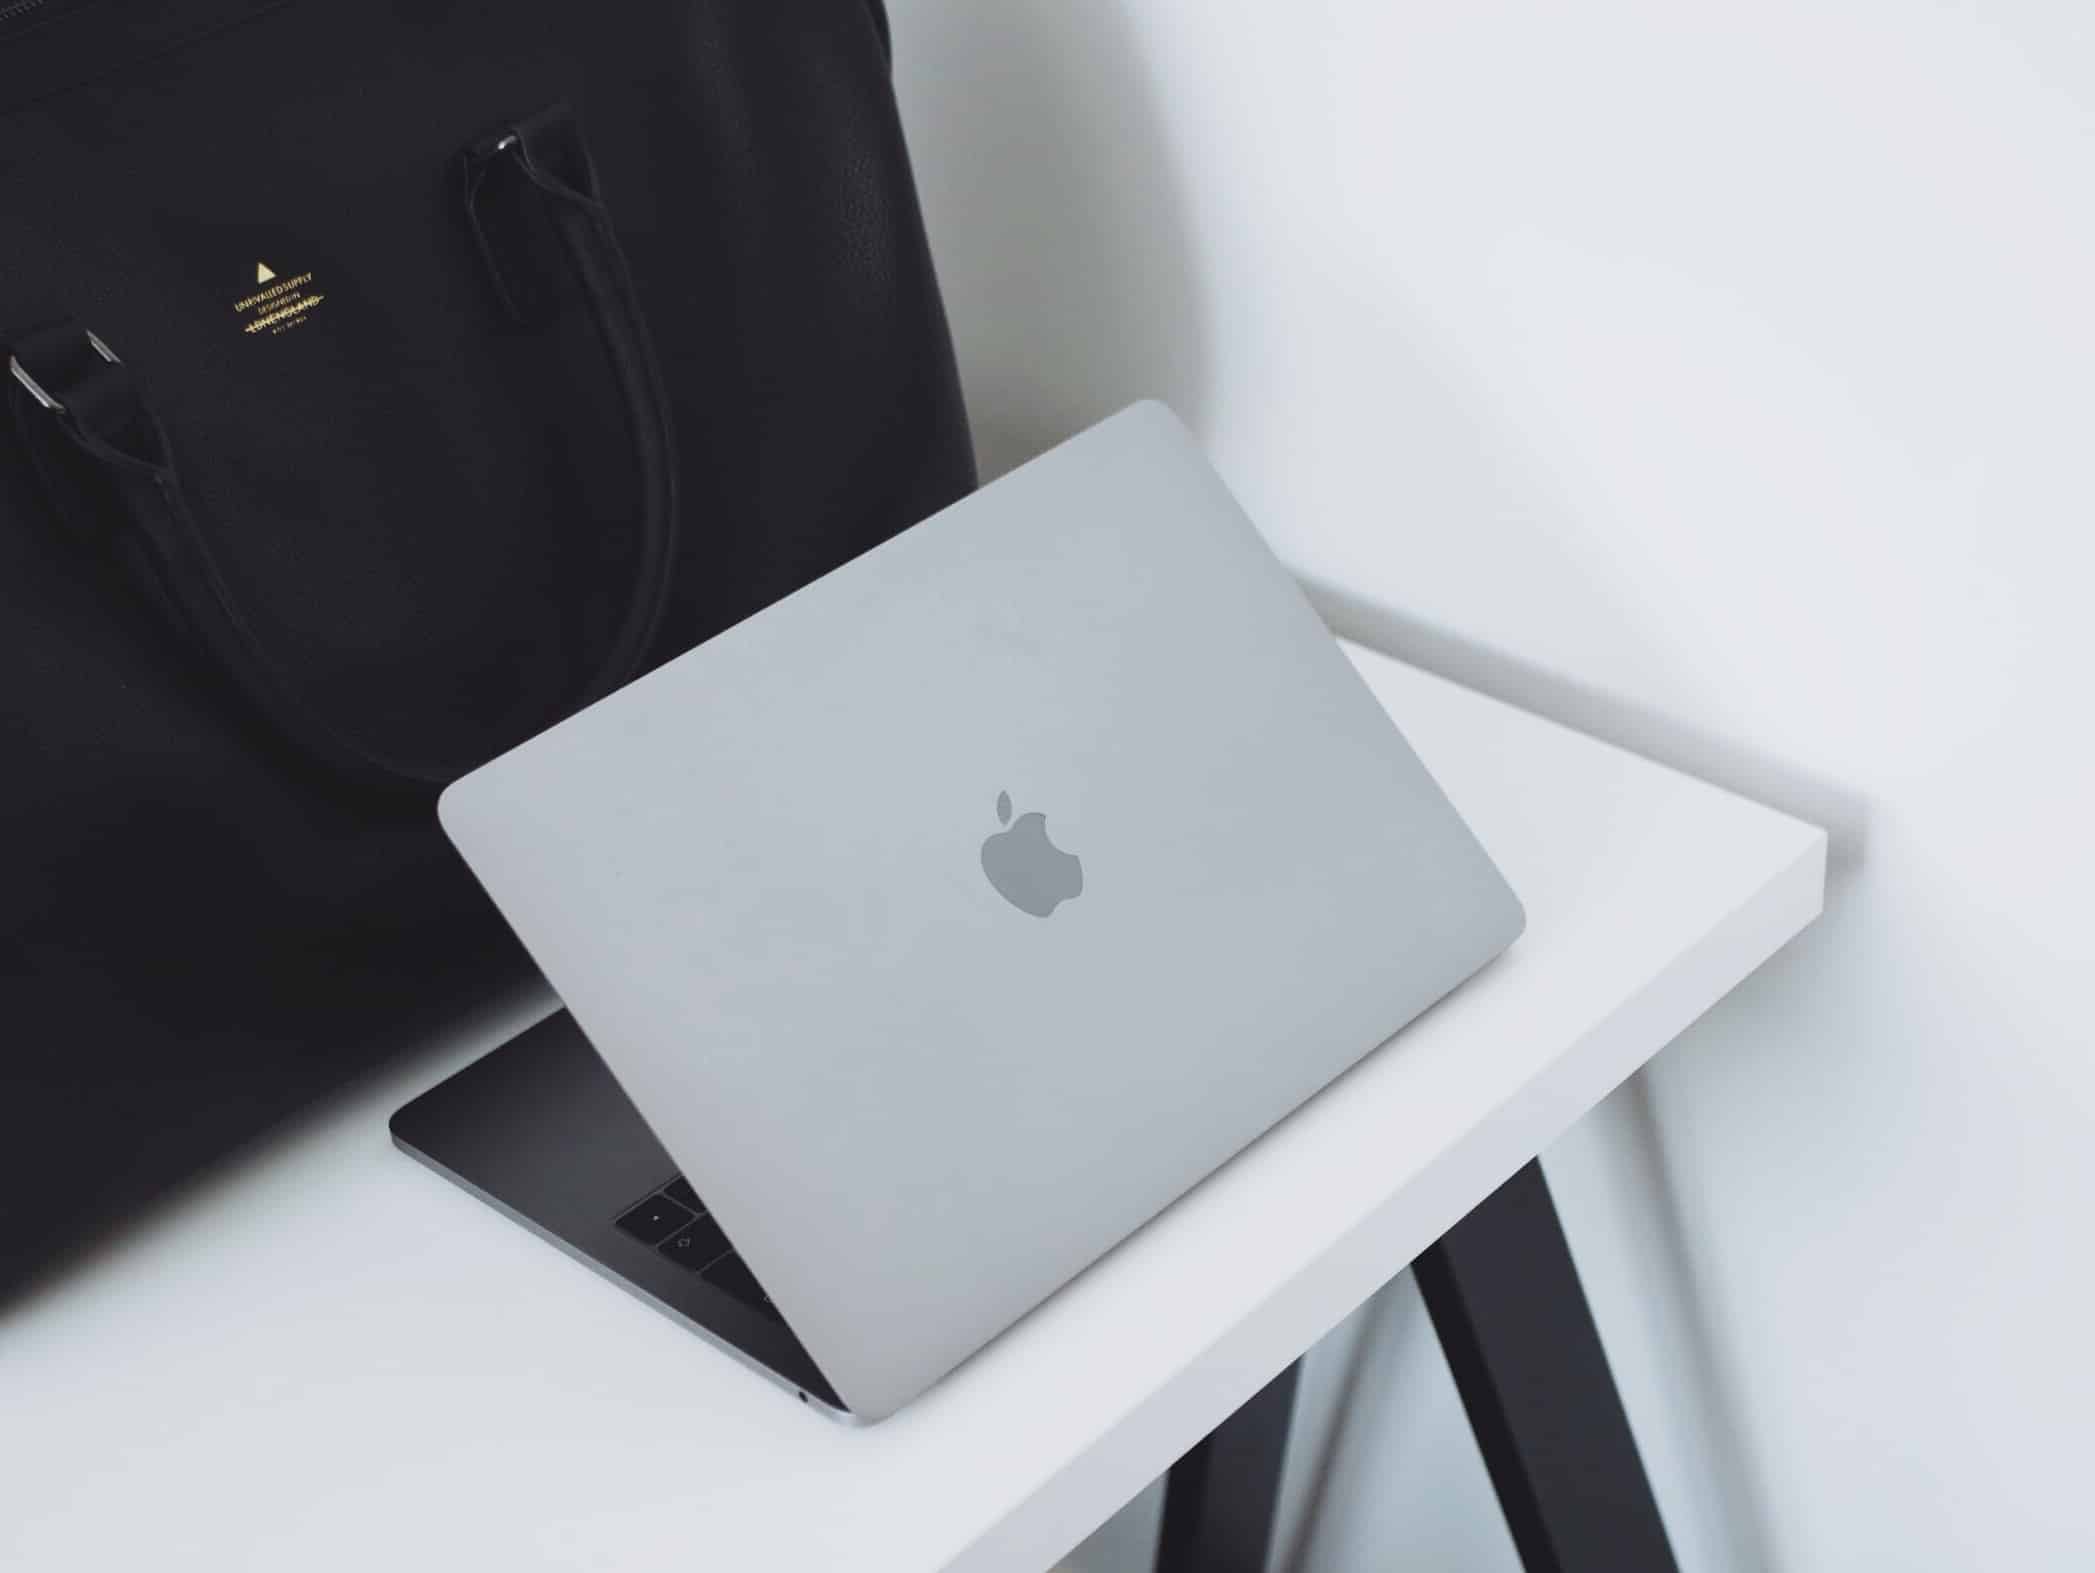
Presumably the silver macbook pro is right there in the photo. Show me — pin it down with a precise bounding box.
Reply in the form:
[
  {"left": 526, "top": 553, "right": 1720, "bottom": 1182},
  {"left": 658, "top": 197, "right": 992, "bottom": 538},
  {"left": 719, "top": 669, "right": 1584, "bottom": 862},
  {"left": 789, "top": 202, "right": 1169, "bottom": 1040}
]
[{"left": 393, "top": 401, "right": 1523, "bottom": 1422}]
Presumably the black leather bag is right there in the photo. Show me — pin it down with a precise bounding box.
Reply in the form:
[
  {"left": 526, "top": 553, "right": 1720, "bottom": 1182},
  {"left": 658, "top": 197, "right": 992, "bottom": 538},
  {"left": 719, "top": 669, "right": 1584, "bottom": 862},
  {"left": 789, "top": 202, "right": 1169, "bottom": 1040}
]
[{"left": 0, "top": 0, "right": 975, "bottom": 1289}]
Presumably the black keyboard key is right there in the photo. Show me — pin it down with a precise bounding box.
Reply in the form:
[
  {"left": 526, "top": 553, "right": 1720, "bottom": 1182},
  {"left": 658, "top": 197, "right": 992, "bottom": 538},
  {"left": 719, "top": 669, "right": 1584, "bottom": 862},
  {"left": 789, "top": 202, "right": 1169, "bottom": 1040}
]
[
  {"left": 663, "top": 1176, "right": 702, "bottom": 1213},
  {"left": 657, "top": 1214, "right": 733, "bottom": 1272},
  {"left": 614, "top": 1194, "right": 694, "bottom": 1246},
  {"left": 703, "top": 1253, "right": 784, "bottom": 1321}
]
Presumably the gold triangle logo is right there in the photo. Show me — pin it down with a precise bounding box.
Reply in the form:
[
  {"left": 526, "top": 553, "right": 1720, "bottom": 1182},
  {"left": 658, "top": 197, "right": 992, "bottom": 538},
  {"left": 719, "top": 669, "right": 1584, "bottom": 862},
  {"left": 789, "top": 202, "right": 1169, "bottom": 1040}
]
[{"left": 255, "top": 262, "right": 277, "bottom": 284}]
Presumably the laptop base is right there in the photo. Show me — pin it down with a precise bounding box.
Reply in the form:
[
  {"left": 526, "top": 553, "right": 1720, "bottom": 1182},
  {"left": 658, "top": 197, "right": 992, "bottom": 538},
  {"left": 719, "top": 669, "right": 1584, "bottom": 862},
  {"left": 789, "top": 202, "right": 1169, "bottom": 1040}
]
[{"left": 390, "top": 1011, "right": 851, "bottom": 1419}]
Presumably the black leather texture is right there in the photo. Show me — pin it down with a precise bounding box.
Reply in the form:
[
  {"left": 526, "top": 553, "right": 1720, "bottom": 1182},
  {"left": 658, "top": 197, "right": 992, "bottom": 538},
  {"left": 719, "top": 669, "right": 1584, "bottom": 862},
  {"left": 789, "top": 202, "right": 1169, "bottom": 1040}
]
[{"left": 0, "top": 0, "right": 976, "bottom": 1289}]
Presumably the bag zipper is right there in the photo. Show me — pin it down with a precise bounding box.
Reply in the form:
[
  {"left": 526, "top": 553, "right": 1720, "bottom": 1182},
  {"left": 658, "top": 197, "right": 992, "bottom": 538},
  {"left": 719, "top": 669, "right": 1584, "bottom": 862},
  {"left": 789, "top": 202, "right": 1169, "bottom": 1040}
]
[{"left": 0, "top": 0, "right": 51, "bottom": 27}]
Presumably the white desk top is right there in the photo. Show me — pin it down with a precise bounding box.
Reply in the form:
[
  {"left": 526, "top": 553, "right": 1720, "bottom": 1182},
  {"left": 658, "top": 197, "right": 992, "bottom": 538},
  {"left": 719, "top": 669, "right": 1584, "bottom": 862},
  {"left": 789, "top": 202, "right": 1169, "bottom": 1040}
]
[{"left": 2, "top": 644, "right": 1823, "bottom": 1573}]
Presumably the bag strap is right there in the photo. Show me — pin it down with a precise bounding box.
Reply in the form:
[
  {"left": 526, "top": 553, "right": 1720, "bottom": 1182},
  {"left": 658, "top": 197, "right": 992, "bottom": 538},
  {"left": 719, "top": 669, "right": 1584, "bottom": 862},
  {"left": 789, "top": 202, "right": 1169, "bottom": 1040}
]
[{"left": 2, "top": 103, "right": 678, "bottom": 793}]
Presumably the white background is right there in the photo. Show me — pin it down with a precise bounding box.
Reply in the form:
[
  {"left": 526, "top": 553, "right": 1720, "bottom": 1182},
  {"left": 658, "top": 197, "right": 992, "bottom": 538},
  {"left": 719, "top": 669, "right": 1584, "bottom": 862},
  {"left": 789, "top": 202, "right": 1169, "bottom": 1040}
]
[{"left": 883, "top": 2, "right": 2095, "bottom": 1568}]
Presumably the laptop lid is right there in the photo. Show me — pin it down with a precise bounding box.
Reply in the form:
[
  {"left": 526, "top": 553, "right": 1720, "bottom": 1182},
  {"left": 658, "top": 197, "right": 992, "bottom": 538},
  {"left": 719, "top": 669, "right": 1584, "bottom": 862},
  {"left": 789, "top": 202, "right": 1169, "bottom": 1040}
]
[{"left": 438, "top": 402, "right": 1523, "bottom": 1419}]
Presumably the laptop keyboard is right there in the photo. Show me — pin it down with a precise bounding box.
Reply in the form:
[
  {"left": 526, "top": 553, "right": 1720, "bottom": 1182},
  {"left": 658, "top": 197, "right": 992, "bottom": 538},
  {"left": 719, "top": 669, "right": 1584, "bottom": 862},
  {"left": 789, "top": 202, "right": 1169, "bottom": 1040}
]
[{"left": 614, "top": 1175, "right": 785, "bottom": 1323}]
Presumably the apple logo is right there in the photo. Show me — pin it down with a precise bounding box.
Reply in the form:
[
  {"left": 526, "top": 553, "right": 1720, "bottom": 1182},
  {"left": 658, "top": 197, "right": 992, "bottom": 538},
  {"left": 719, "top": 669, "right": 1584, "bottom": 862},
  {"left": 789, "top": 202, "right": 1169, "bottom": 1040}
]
[{"left": 980, "top": 790, "right": 1084, "bottom": 918}]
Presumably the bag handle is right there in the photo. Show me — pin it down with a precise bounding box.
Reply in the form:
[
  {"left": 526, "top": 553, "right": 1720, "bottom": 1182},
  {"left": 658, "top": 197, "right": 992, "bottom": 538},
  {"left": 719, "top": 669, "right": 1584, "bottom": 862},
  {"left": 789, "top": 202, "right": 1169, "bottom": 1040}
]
[{"left": 2, "top": 104, "right": 679, "bottom": 793}]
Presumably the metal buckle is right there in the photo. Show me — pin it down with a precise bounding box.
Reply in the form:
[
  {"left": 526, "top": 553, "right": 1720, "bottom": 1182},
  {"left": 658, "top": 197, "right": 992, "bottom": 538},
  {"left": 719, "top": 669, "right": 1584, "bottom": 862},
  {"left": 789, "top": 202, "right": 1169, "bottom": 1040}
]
[{"left": 8, "top": 330, "right": 119, "bottom": 414}]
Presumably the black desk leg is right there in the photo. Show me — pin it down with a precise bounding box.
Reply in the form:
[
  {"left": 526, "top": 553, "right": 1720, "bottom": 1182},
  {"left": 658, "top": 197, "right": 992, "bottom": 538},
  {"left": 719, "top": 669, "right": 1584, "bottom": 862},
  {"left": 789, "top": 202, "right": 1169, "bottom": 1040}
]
[
  {"left": 1415, "top": 1159, "right": 1679, "bottom": 1573},
  {"left": 1154, "top": 1160, "right": 1675, "bottom": 1573},
  {"left": 1155, "top": 1360, "right": 1301, "bottom": 1573}
]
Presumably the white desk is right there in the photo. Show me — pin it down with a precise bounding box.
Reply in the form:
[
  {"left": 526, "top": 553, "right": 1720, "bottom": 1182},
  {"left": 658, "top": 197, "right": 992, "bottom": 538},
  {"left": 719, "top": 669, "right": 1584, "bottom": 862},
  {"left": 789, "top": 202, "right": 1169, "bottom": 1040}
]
[{"left": 1, "top": 644, "right": 1823, "bottom": 1573}]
